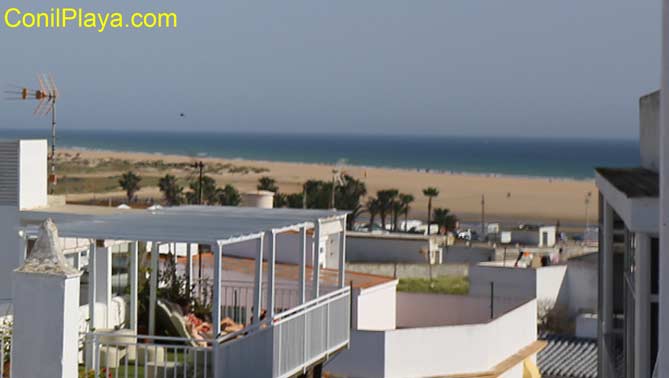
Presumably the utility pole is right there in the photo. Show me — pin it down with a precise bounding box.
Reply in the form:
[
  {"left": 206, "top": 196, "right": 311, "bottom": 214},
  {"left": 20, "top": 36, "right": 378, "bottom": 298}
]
[
  {"left": 191, "top": 161, "right": 204, "bottom": 205},
  {"left": 481, "top": 194, "right": 486, "bottom": 238},
  {"left": 190, "top": 160, "right": 205, "bottom": 300}
]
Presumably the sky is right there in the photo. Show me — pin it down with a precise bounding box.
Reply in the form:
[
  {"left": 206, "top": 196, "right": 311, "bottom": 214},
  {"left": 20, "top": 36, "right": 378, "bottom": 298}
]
[{"left": 0, "top": 0, "right": 661, "bottom": 139}]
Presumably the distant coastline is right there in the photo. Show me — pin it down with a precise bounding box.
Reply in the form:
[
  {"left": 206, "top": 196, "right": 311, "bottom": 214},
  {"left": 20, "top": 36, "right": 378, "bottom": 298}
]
[{"left": 0, "top": 128, "right": 639, "bottom": 179}]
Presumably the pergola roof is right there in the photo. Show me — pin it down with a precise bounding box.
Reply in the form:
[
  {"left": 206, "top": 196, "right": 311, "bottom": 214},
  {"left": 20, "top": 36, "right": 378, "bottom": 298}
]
[{"left": 24, "top": 206, "right": 347, "bottom": 244}]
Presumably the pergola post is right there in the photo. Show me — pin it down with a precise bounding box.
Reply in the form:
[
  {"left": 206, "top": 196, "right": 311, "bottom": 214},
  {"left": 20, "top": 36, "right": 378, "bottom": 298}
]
[
  {"left": 88, "top": 242, "right": 97, "bottom": 331},
  {"left": 312, "top": 220, "right": 321, "bottom": 299},
  {"left": 129, "top": 241, "right": 138, "bottom": 331},
  {"left": 186, "top": 243, "right": 193, "bottom": 297},
  {"left": 659, "top": 0, "right": 669, "bottom": 375},
  {"left": 267, "top": 231, "right": 277, "bottom": 318},
  {"left": 298, "top": 226, "right": 307, "bottom": 304},
  {"left": 149, "top": 242, "right": 159, "bottom": 336},
  {"left": 252, "top": 235, "right": 264, "bottom": 324},
  {"left": 635, "top": 233, "right": 651, "bottom": 378},
  {"left": 213, "top": 243, "right": 223, "bottom": 337},
  {"left": 338, "top": 216, "right": 347, "bottom": 288}
]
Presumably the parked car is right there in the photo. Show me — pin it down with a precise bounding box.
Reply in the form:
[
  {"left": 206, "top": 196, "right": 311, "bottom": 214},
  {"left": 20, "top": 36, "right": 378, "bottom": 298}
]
[{"left": 457, "top": 229, "right": 478, "bottom": 241}]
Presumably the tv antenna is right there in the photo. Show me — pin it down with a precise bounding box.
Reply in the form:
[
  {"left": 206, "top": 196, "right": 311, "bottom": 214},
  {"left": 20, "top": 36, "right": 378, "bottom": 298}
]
[{"left": 6, "top": 74, "right": 60, "bottom": 193}]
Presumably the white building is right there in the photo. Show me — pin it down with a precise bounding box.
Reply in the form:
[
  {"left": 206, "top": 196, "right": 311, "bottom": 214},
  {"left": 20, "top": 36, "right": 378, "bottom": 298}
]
[{"left": 595, "top": 90, "right": 660, "bottom": 377}]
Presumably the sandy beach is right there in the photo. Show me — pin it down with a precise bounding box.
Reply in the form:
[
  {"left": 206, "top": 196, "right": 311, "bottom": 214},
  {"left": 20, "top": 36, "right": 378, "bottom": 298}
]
[{"left": 57, "top": 148, "right": 598, "bottom": 227}]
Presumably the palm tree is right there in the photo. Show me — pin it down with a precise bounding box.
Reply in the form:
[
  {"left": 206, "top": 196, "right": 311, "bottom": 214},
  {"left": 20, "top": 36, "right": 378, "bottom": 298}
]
[
  {"left": 366, "top": 197, "right": 382, "bottom": 231},
  {"left": 376, "top": 189, "right": 399, "bottom": 231},
  {"left": 335, "top": 175, "right": 367, "bottom": 229},
  {"left": 257, "top": 176, "right": 279, "bottom": 193},
  {"left": 422, "top": 187, "right": 440, "bottom": 235},
  {"left": 158, "top": 174, "right": 183, "bottom": 206},
  {"left": 119, "top": 171, "right": 141, "bottom": 204},
  {"left": 432, "top": 208, "right": 458, "bottom": 234},
  {"left": 399, "top": 193, "right": 415, "bottom": 231}
]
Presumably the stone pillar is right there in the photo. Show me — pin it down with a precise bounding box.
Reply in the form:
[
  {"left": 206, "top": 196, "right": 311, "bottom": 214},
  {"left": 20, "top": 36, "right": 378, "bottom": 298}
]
[{"left": 11, "top": 219, "right": 81, "bottom": 378}]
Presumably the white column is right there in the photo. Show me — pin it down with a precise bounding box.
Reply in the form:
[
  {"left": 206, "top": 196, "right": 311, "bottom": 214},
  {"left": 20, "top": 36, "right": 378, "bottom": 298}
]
[
  {"left": 299, "top": 226, "right": 307, "bottom": 304},
  {"left": 129, "top": 241, "right": 138, "bottom": 331},
  {"left": 88, "top": 242, "right": 97, "bottom": 331},
  {"left": 213, "top": 243, "right": 223, "bottom": 337},
  {"left": 95, "top": 245, "right": 112, "bottom": 328},
  {"left": 635, "top": 233, "right": 651, "bottom": 378},
  {"left": 266, "top": 231, "right": 276, "bottom": 318},
  {"left": 252, "top": 235, "right": 264, "bottom": 324},
  {"left": 338, "top": 217, "right": 347, "bottom": 288},
  {"left": 186, "top": 243, "right": 193, "bottom": 296},
  {"left": 149, "top": 242, "right": 159, "bottom": 335},
  {"left": 312, "top": 221, "right": 321, "bottom": 299},
  {"left": 600, "top": 201, "right": 614, "bottom": 377},
  {"left": 660, "top": 2, "right": 669, "bottom": 376},
  {"left": 13, "top": 270, "right": 81, "bottom": 378}
]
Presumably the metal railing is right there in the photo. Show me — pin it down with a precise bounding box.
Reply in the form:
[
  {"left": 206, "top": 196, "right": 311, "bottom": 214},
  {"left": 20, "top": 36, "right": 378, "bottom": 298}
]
[
  {"left": 272, "top": 286, "right": 350, "bottom": 378},
  {"left": 84, "top": 333, "right": 214, "bottom": 378},
  {"left": 1, "top": 322, "right": 11, "bottom": 378},
  {"left": 219, "top": 280, "right": 337, "bottom": 324}
]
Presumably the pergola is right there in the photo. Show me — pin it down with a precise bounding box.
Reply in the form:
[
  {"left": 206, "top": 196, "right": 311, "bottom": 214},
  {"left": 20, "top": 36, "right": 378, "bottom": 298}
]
[{"left": 24, "top": 206, "right": 348, "bottom": 340}]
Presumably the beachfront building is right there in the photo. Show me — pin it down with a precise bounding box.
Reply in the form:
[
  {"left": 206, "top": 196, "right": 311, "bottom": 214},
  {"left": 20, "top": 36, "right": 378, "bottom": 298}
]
[
  {"left": 0, "top": 139, "right": 357, "bottom": 378},
  {"left": 595, "top": 90, "right": 660, "bottom": 378}
]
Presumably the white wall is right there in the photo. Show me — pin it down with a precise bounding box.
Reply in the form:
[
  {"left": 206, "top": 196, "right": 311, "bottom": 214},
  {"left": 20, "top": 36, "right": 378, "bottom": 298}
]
[
  {"left": 330, "top": 299, "right": 537, "bottom": 378},
  {"left": 222, "top": 232, "right": 317, "bottom": 266},
  {"left": 18, "top": 140, "right": 47, "bottom": 210},
  {"left": 354, "top": 281, "right": 397, "bottom": 331},
  {"left": 640, "top": 90, "right": 660, "bottom": 172},
  {"left": 346, "top": 233, "right": 440, "bottom": 263},
  {"left": 469, "top": 264, "right": 568, "bottom": 310},
  {"left": 0, "top": 206, "right": 21, "bottom": 301},
  {"left": 566, "top": 254, "right": 598, "bottom": 315}
]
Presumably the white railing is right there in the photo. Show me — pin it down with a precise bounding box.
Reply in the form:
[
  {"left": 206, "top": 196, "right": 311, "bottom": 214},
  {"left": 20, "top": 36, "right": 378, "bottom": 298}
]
[
  {"left": 84, "top": 333, "right": 214, "bottom": 378},
  {"left": 272, "top": 286, "right": 350, "bottom": 378},
  {"left": 219, "top": 280, "right": 337, "bottom": 325},
  {"left": 1, "top": 322, "right": 11, "bottom": 378}
]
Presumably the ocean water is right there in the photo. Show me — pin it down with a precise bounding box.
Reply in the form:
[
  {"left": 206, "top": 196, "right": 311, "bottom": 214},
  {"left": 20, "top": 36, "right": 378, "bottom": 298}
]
[{"left": 0, "top": 128, "right": 639, "bottom": 179}]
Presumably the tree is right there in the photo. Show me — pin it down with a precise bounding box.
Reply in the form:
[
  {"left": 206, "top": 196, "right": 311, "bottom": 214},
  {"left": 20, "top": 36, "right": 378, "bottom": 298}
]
[
  {"left": 186, "top": 175, "right": 218, "bottom": 205},
  {"left": 399, "top": 193, "right": 415, "bottom": 231},
  {"left": 432, "top": 207, "right": 458, "bottom": 234},
  {"left": 303, "top": 180, "right": 332, "bottom": 209},
  {"left": 422, "top": 187, "right": 440, "bottom": 235},
  {"left": 158, "top": 174, "right": 184, "bottom": 206},
  {"left": 376, "top": 189, "right": 399, "bottom": 231},
  {"left": 365, "top": 197, "right": 382, "bottom": 231},
  {"left": 334, "top": 175, "right": 367, "bottom": 229},
  {"left": 119, "top": 171, "right": 141, "bottom": 203},
  {"left": 218, "top": 184, "right": 241, "bottom": 206},
  {"left": 257, "top": 176, "right": 279, "bottom": 193},
  {"left": 285, "top": 193, "right": 304, "bottom": 208}
]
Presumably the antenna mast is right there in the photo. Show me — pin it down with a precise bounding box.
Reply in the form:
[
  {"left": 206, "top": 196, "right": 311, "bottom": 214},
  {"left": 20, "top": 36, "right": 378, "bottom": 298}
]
[{"left": 6, "top": 74, "right": 60, "bottom": 193}]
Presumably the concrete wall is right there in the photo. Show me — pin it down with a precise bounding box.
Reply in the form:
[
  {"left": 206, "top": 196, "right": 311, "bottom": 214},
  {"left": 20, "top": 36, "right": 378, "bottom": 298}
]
[
  {"left": 328, "top": 299, "right": 537, "bottom": 378},
  {"left": 18, "top": 140, "right": 47, "bottom": 210},
  {"left": 395, "top": 292, "right": 526, "bottom": 327},
  {"left": 346, "top": 262, "right": 468, "bottom": 279},
  {"left": 469, "top": 264, "right": 568, "bottom": 309},
  {"left": 354, "top": 281, "right": 398, "bottom": 331},
  {"left": 640, "top": 90, "right": 660, "bottom": 172},
  {"left": 443, "top": 245, "right": 495, "bottom": 264},
  {"left": 565, "top": 253, "right": 598, "bottom": 315},
  {"left": 346, "top": 233, "right": 441, "bottom": 264},
  {"left": 0, "top": 206, "right": 21, "bottom": 301}
]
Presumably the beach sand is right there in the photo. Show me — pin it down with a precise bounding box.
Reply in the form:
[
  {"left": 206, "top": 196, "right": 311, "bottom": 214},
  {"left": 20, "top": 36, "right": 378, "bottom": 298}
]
[{"left": 59, "top": 148, "right": 598, "bottom": 227}]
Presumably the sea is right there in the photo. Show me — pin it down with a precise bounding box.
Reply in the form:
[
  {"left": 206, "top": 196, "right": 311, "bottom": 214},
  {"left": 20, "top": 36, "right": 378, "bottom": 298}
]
[{"left": 0, "top": 128, "right": 639, "bottom": 179}]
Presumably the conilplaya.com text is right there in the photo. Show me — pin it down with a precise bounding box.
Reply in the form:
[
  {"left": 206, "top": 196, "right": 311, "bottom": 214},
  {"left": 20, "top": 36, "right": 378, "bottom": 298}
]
[{"left": 3, "top": 8, "right": 177, "bottom": 32}]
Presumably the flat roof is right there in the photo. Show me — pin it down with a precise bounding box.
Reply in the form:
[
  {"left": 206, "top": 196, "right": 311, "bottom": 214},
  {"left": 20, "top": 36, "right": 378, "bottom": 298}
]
[
  {"left": 22, "top": 206, "right": 347, "bottom": 244},
  {"left": 595, "top": 167, "right": 658, "bottom": 198}
]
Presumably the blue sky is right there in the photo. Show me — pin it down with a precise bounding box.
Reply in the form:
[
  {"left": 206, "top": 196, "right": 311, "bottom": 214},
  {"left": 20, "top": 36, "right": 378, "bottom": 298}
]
[{"left": 0, "top": 0, "right": 661, "bottom": 139}]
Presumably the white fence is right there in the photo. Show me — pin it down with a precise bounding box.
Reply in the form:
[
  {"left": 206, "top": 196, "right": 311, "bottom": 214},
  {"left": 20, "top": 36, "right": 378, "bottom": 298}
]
[
  {"left": 1, "top": 323, "right": 11, "bottom": 378},
  {"left": 218, "top": 286, "right": 351, "bottom": 378},
  {"left": 220, "top": 280, "right": 337, "bottom": 325},
  {"left": 84, "top": 333, "right": 215, "bottom": 378}
]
